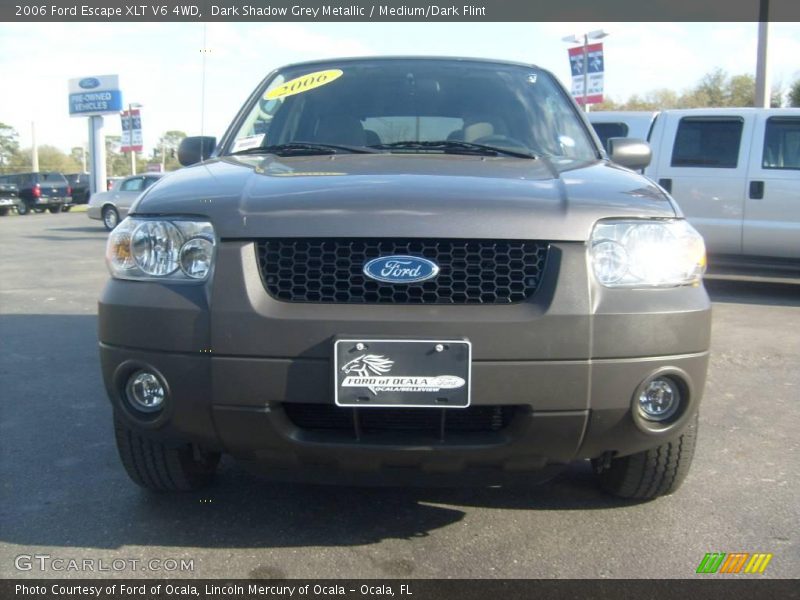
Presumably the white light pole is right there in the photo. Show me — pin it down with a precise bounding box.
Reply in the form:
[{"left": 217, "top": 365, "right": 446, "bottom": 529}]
[
  {"left": 88, "top": 116, "right": 105, "bottom": 195},
  {"left": 562, "top": 29, "right": 609, "bottom": 112},
  {"left": 31, "top": 121, "right": 39, "bottom": 172},
  {"left": 754, "top": 0, "right": 770, "bottom": 108}
]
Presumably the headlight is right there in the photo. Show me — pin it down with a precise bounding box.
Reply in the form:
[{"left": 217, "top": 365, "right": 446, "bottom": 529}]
[
  {"left": 131, "top": 221, "right": 183, "bottom": 276},
  {"left": 590, "top": 219, "right": 705, "bottom": 287},
  {"left": 106, "top": 217, "right": 216, "bottom": 282}
]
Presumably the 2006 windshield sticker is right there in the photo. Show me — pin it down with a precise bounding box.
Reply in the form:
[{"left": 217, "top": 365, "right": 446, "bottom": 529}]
[{"left": 264, "top": 69, "right": 343, "bottom": 100}]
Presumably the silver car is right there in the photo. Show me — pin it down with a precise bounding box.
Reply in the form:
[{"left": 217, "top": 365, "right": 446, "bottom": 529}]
[{"left": 88, "top": 174, "right": 164, "bottom": 230}]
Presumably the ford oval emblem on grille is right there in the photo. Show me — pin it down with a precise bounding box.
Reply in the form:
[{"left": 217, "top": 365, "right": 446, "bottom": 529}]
[
  {"left": 363, "top": 255, "right": 440, "bottom": 284},
  {"left": 79, "top": 77, "right": 101, "bottom": 89}
]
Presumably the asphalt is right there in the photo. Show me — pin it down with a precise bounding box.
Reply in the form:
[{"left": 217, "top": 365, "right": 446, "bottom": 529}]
[{"left": 0, "top": 212, "right": 798, "bottom": 579}]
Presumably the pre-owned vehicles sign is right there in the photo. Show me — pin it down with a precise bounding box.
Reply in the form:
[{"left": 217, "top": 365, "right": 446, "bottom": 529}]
[{"left": 68, "top": 74, "right": 122, "bottom": 116}]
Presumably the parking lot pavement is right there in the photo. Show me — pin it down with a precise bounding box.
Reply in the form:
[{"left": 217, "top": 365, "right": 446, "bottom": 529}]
[{"left": 0, "top": 212, "right": 798, "bottom": 579}]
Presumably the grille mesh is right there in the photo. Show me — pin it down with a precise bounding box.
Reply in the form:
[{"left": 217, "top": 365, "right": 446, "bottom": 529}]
[
  {"left": 283, "top": 403, "right": 516, "bottom": 434},
  {"left": 257, "top": 239, "right": 548, "bottom": 304}
]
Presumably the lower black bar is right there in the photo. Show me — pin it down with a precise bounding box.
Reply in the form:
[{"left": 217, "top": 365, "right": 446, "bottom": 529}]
[{"left": 2, "top": 579, "right": 799, "bottom": 600}]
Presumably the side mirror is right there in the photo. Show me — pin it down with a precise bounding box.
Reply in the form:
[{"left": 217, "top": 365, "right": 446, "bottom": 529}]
[
  {"left": 607, "top": 137, "right": 651, "bottom": 171},
  {"left": 178, "top": 136, "right": 217, "bottom": 166}
]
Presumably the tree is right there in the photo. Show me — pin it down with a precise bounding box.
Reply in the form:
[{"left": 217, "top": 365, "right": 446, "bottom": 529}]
[
  {"left": 8, "top": 145, "right": 81, "bottom": 173},
  {"left": 728, "top": 74, "right": 756, "bottom": 107},
  {"left": 789, "top": 79, "right": 800, "bottom": 107},
  {"left": 70, "top": 147, "right": 87, "bottom": 171},
  {"left": 0, "top": 122, "right": 19, "bottom": 169},
  {"left": 593, "top": 99, "right": 620, "bottom": 111},
  {"left": 622, "top": 94, "right": 658, "bottom": 111},
  {"left": 646, "top": 89, "right": 681, "bottom": 110},
  {"left": 693, "top": 68, "right": 729, "bottom": 107},
  {"left": 770, "top": 85, "right": 784, "bottom": 108},
  {"left": 594, "top": 69, "right": 789, "bottom": 111},
  {"left": 724, "top": 74, "right": 781, "bottom": 107},
  {"left": 105, "top": 135, "right": 130, "bottom": 177},
  {"left": 151, "top": 130, "right": 187, "bottom": 171}
]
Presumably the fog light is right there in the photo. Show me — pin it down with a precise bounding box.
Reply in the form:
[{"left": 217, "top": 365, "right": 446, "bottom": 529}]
[
  {"left": 125, "top": 371, "right": 165, "bottom": 413},
  {"left": 638, "top": 377, "right": 680, "bottom": 421}
]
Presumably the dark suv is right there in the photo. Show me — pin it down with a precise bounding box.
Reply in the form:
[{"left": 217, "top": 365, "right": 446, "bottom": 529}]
[
  {"left": 65, "top": 173, "right": 91, "bottom": 208},
  {"left": 0, "top": 172, "right": 72, "bottom": 215},
  {"left": 101, "top": 57, "right": 710, "bottom": 499},
  {"left": 0, "top": 180, "right": 21, "bottom": 216}
]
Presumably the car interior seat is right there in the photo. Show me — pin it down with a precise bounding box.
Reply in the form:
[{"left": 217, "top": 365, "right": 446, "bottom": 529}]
[
  {"left": 447, "top": 113, "right": 510, "bottom": 143},
  {"left": 314, "top": 115, "right": 367, "bottom": 146},
  {"left": 364, "top": 130, "right": 381, "bottom": 146}
]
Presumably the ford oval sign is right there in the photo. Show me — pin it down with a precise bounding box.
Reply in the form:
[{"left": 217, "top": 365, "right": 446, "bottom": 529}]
[
  {"left": 78, "top": 77, "right": 101, "bottom": 90},
  {"left": 363, "top": 255, "right": 440, "bottom": 284}
]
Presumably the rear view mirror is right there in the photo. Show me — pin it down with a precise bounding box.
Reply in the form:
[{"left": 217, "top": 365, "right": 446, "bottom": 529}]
[
  {"left": 607, "top": 138, "right": 651, "bottom": 171},
  {"left": 178, "top": 136, "right": 217, "bottom": 166}
]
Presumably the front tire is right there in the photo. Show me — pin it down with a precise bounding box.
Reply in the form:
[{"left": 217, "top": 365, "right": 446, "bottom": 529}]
[
  {"left": 102, "top": 205, "right": 119, "bottom": 230},
  {"left": 593, "top": 413, "right": 698, "bottom": 500},
  {"left": 114, "top": 417, "right": 220, "bottom": 492},
  {"left": 0, "top": 207, "right": 8, "bottom": 216}
]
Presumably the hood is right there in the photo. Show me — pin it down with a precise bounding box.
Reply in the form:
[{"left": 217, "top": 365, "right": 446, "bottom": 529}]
[{"left": 134, "top": 153, "right": 676, "bottom": 241}]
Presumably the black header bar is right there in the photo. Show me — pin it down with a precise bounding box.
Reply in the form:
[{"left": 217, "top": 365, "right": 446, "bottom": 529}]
[{"left": 4, "top": 0, "right": 800, "bottom": 22}]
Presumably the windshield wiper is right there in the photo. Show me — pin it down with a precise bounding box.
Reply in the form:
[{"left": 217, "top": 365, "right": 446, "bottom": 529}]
[
  {"left": 369, "top": 140, "right": 536, "bottom": 159},
  {"left": 230, "top": 142, "right": 378, "bottom": 156}
]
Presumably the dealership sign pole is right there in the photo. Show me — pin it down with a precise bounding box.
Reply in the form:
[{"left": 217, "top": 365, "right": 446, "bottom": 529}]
[
  {"left": 563, "top": 30, "right": 608, "bottom": 111},
  {"left": 569, "top": 41, "right": 605, "bottom": 109},
  {"left": 121, "top": 104, "right": 143, "bottom": 175},
  {"left": 67, "top": 75, "right": 123, "bottom": 195}
]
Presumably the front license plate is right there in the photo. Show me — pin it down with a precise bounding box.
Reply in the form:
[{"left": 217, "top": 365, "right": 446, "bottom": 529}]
[{"left": 334, "top": 338, "right": 471, "bottom": 408}]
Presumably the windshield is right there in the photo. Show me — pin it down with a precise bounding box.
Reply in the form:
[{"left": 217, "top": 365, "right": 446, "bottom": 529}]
[
  {"left": 40, "top": 173, "right": 67, "bottom": 183},
  {"left": 226, "top": 59, "right": 598, "bottom": 161}
]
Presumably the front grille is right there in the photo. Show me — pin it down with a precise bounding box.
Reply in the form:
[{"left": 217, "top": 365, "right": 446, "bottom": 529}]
[
  {"left": 257, "top": 239, "right": 549, "bottom": 304},
  {"left": 283, "top": 403, "right": 516, "bottom": 436}
]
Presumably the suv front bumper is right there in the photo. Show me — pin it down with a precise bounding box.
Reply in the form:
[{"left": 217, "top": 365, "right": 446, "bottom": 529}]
[{"left": 99, "top": 241, "right": 711, "bottom": 477}]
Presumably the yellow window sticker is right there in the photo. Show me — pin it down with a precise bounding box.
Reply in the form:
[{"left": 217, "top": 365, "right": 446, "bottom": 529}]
[{"left": 264, "top": 69, "right": 343, "bottom": 100}]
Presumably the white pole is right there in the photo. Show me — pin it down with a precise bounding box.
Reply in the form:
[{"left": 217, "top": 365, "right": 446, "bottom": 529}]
[
  {"left": 128, "top": 104, "right": 137, "bottom": 175},
  {"left": 582, "top": 35, "right": 590, "bottom": 113},
  {"left": 88, "top": 116, "right": 106, "bottom": 195},
  {"left": 755, "top": 3, "right": 770, "bottom": 108},
  {"left": 87, "top": 119, "right": 95, "bottom": 193},
  {"left": 31, "top": 121, "right": 39, "bottom": 172},
  {"left": 200, "top": 24, "right": 207, "bottom": 139}
]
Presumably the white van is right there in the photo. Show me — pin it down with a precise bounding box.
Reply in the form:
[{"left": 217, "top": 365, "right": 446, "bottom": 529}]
[{"left": 589, "top": 108, "right": 800, "bottom": 263}]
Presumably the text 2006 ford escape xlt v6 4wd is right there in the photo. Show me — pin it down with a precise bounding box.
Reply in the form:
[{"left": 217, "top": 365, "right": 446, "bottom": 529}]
[{"left": 100, "top": 57, "right": 710, "bottom": 499}]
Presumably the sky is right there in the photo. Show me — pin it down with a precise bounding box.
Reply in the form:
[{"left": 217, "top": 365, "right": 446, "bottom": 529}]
[{"left": 0, "top": 21, "right": 799, "bottom": 157}]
